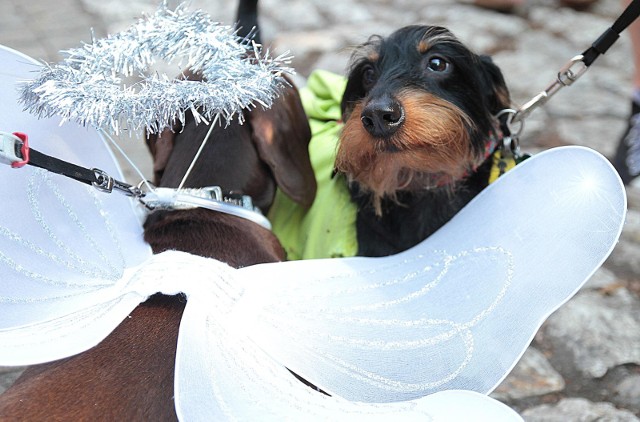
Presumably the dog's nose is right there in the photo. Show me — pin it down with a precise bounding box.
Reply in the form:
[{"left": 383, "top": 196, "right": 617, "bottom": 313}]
[{"left": 360, "top": 97, "right": 405, "bottom": 138}]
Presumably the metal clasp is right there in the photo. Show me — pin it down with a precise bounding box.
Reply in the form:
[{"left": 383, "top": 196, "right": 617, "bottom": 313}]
[
  {"left": 92, "top": 168, "right": 144, "bottom": 197},
  {"left": 494, "top": 108, "right": 525, "bottom": 162},
  {"left": 558, "top": 54, "right": 588, "bottom": 86},
  {"left": 512, "top": 55, "right": 588, "bottom": 124},
  {"left": 92, "top": 168, "right": 115, "bottom": 193}
]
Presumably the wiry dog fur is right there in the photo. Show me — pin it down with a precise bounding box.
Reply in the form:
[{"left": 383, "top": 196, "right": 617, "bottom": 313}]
[{"left": 336, "top": 25, "right": 511, "bottom": 257}]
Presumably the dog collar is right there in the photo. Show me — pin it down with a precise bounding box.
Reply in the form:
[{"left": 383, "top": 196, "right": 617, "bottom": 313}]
[
  {"left": 427, "top": 126, "right": 501, "bottom": 189},
  {"left": 141, "top": 186, "right": 272, "bottom": 230},
  {"left": 0, "top": 131, "right": 272, "bottom": 231},
  {"left": 486, "top": 115, "right": 531, "bottom": 184}
]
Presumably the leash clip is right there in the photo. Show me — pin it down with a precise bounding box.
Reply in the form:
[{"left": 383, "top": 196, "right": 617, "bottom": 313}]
[
  {"left": 558, "top": 54, "right": 588, "bottom": 86},
  {"left": 494, "top": 108, "right": 529, "bottom": 160},
  {"left": 495, "top": 109, "right": 524, "bottom": 152},
  {"left": 92, "top": 168, "right": 144, "bottom": 197},
  {"left": 488, "top": 110, "right": 531, "bottom": 184},
  {"left": 512, "top": 55, "right": 588, "bottom": 124},
  {"left": 92, "top": 168, "right": 114, "bottom": 193}
]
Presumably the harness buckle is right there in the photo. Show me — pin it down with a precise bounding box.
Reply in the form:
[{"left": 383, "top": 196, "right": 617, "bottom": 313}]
[{"left": 0, "top": 131, "right": 30, "bottom": 168}]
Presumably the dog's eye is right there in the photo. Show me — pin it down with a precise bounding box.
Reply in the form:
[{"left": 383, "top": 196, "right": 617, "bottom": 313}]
[
  {"left": 427, "top": 57, "right": 449, "bottom": 73},
  {"left": 362, "top": 65, "right": 377, "bottom": 88}
]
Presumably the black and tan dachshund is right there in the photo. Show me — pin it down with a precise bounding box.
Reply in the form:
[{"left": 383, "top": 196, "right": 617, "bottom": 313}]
[{"left": 336, "top": 25, "right": 511, "bottom": 256}]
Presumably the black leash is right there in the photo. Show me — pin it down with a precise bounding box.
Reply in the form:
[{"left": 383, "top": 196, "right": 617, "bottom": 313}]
[
  {"left": 0, "top": 131, "right": 142, "bottom": 196},
  {"left": 0, "top": 131, "right": 273, "bottom": 229},
  {"left": 509, "top": 0, "right": 640, "bottom": 126},
  {"left": 583, "top": 0, "right": 640, "bottom": 66},
  {"left": 28, "top": 148, "right": 103, "bottom": 186}
]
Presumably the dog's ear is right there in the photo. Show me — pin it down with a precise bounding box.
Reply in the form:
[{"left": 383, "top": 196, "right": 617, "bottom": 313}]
[
  {"left": 249, "top": 81, "right": 317, "bottom": 209},
  {"left": 145, "top": 128, "right": 177, "bottom": 186},
  {"left": 340, "top": 61, "right": 369, "bottom": 121},
  {"left": 236, "top": 0, "right": 260, "bottom": 43},
  {"left": 479, "top": 55, "right": 511, "bottom": 114}
]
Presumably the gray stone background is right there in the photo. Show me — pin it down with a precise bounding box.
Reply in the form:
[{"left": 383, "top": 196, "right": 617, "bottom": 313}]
[{"left": 0, "top": 0, "right": 639, "bottom": 419}]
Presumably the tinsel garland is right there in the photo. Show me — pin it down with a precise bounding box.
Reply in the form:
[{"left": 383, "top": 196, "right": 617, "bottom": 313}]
[{"left": 19, "top": 3, "right": 293, "bottom": 134}]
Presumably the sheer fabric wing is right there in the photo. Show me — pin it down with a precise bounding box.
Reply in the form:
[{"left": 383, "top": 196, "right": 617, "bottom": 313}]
[
  {"left": 0, "top": 45, "right": 152, "bottom": 365},
  {"left": 175, "top": 293, "right": 523, "bottom": 421},
  {"left": 233, "top": 146, "right": 626, "bottom": 403}
]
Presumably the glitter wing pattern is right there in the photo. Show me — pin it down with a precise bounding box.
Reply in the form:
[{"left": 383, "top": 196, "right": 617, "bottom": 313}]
[
  {"left": 175, "top": 265, "right": 521, "bottom": 421},
  {"left": 0, "top": 44, "right": 627, "bottom": 420},
  {"left": 177, "top": 145, "right": 627, "bottom": 415},
  {"left": 0, "top": 45, "right": 152, "bottom": 364}
]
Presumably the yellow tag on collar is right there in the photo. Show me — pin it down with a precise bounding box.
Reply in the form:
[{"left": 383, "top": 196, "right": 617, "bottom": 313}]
[{"left": 489, "top": 150, "right": 517, "bottom": 184}]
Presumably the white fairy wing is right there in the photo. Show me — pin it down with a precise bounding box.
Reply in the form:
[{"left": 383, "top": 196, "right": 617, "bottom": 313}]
[
  {"left": 227, "top": 146, "right": 626, "bottom": 403},
  {"left": 175, "top": 290, "right": 523, "bottom": 421},
  {"left": 0, "top": 45, "right": 152, "bottom": 364}
]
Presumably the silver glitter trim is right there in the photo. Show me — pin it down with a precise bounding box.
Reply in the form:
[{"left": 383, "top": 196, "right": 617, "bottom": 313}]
[{"left": 19, "top": 3, "right": 293, "bottom": 134}]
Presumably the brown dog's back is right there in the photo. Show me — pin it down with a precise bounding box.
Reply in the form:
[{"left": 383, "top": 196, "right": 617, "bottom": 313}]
[{"left": 0, "top": 47, "right": 314, "bottom": 422}]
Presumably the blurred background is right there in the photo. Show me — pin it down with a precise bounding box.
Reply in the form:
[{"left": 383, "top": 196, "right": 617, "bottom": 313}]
[{"left": 0, "top": 0, "right": 639, "bottom": 419}]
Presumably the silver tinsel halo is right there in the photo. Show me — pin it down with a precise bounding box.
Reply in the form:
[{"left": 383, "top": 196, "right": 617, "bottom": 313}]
[{"left": 19, "top": 3, "right": 293, "bottom": 134}]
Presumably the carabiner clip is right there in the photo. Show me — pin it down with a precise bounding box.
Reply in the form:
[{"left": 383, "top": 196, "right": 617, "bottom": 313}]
[
  {"left": 494, "top": 109, "right": 526, "bottom": 161},
  {"left": 511, "top": 55, "right": 589, "bottom": 124},
  {"left": 92, "top": 168, "right": 144, "bottom": 198},
  {"left": 495, "top": 109, "right": 524, "bottom": 140}
]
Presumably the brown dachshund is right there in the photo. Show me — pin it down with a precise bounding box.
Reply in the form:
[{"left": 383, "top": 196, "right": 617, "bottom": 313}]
[{"left": 0, "top": 55, "right": 315, "bottom": 422}]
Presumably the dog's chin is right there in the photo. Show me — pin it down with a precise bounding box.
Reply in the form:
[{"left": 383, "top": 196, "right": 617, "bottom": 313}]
[
  {"left": 336, "top": 93, "right": 478, "bottom": 215},
  {"left": 336, "top": 150, "right": 467, "bottom": 215}
]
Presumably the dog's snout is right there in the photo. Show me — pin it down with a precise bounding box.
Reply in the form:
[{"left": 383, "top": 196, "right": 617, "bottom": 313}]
[{"left": 360, "top": 97, "right": 405, "bottom": 138}]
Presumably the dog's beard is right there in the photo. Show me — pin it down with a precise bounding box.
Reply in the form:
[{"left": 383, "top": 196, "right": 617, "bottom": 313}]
[{"left": 336, "top": 92, "right": 478, "bottom": 215}]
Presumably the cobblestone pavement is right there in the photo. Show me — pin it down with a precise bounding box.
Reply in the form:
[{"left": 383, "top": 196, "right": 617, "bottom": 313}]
[{"left": 1, "top": 0, "right": 639, "bottom": 419}]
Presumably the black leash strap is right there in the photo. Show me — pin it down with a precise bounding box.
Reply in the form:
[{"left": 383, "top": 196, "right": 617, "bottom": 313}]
[
  {"left": 0, "top": 131, "right": 142, "bottom": 197},
  {"left": 29, "top": 148, "right": 142, "bottom": 196},
  {"left": 30, "top": 148, "right": 142, "bottom": 196},
  {"left": 510, "top": 0, "right": 640, "bottom": 125},
  {"left": 582, "top": 0, "right": 640, "bottom": 66},
  {"left": 28, "top": 148, "right": 101, "bottom": 186}
]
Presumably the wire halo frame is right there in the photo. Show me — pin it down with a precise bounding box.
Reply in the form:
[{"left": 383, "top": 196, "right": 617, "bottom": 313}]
[
  {"left": 18, "top": 3, "right": 294, "bottom": 193},
  {"left": 18, "top": 3, "right": 293, "bottom": 136}
]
